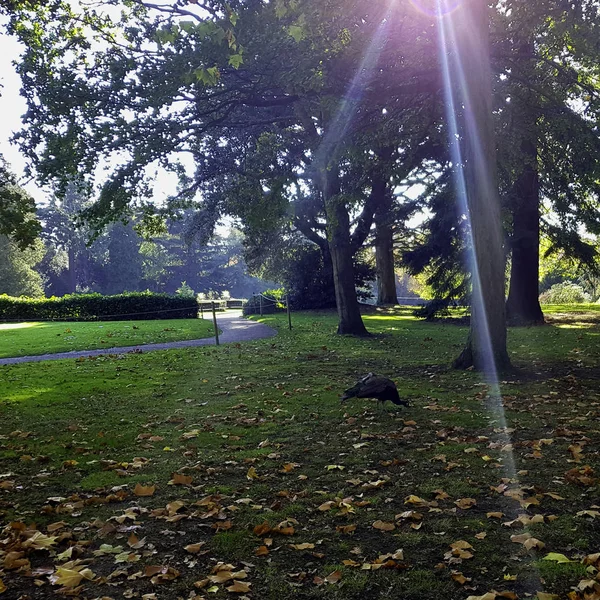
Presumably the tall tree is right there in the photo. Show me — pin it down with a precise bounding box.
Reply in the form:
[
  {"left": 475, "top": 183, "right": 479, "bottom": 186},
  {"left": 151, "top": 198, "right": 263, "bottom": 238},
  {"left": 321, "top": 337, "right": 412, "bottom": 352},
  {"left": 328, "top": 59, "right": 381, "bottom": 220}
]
[
  {"left": 447, "top": 0, "right": 510, "bottom": 371},
  {"left": 0, "top": 157, "right": 41, "bottom": 249}
]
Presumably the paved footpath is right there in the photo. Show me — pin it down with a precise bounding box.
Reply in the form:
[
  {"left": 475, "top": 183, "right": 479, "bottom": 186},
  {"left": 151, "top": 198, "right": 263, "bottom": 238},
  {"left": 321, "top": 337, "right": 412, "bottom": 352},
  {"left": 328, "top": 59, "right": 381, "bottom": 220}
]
[{"left": 0, "top": 312, "right": 277, "bottom": 366}]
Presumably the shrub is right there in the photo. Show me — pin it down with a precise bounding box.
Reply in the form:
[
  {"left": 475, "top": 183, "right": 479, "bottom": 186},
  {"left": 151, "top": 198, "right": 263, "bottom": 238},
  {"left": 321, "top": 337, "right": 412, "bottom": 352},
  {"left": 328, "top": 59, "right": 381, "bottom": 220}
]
[
  {"left": 243, "top": 292, "right": 284, "bottom": 316},
  {"left": 539, "top": 282, "right": 591, "bottom": 305},
  {"left": 0, "top": 291, "right": 198, "bottom": 322}
]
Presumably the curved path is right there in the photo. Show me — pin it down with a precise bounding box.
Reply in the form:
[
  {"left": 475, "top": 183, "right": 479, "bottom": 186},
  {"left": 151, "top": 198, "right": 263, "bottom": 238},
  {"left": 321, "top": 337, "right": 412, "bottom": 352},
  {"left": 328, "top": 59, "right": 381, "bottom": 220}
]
[{"left": 0, "top": 312, "right": 277, "bottom": 366}]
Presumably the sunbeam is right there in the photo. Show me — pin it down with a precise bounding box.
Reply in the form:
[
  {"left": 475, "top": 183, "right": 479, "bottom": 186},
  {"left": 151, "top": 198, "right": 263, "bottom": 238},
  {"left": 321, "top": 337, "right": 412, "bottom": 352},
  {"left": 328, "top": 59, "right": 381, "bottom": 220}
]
[{"left": 435, "top": 0, "right": 519, "bottom": 481}]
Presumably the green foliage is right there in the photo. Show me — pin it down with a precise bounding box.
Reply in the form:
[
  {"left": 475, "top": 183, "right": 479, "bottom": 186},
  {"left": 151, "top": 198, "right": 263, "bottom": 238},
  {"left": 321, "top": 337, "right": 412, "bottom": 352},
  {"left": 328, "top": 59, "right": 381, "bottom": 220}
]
[
  {"left": 175, "top": 281, "right": 196, "bottom": 298},
  {"left": 242, "top": 292, "right": 283, "bottom": 316},
  {"left": 0, "top": 291, "right": 198, "bottom": 322},
  {"left": 0, "top": 158, "right": 41, "bottom": 249},
  {"left": 539, "top": 282, "right": 591, "bottom": 304},
  {"left": 0, "top": 235, "right": 45, "bottom": 297}
]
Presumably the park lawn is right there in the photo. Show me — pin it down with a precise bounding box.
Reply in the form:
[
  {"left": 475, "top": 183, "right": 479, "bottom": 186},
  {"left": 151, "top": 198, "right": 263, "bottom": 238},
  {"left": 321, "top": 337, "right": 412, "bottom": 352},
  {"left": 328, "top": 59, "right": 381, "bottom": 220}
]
[
  {"left": 0, "top": 317, "right": 216, "bottom": 358},
  {"left": 0, "top": 308, "right": 599, "bottom": 600}
]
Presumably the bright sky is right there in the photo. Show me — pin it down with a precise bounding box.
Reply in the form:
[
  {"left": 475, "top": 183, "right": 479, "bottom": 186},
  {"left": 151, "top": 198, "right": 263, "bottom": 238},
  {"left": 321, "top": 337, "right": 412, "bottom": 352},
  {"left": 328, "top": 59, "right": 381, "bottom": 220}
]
[{"left": 0, "top": 28, "right": 32, "bottom": 189}]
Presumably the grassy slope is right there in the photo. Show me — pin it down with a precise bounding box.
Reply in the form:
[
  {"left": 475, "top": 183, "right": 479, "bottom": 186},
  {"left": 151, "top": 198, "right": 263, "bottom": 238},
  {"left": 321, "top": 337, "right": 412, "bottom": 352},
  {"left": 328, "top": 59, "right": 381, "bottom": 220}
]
[
  {"left": 0, "top": 317, "right": 216, "bottom": 358},
  {"left": 0, "top": 308, "right": 599, "bottom": 599}
]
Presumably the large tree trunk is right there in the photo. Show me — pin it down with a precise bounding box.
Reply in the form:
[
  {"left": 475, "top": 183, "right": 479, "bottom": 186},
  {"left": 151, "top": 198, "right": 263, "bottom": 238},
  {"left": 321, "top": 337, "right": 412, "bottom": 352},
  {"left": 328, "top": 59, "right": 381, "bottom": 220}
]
[
  {"left": 506, "top": 41, "right": 544, "bottom": 327},
  {"left": 506, "top": 136, "right": 545, "bottom": 326},
  {"left": 375, "top": 183, "right": 398, "bottom": 306},
  {"left": 449, "top": 0, "right": 511, "bottom": 372},
  {"left": 323, "top": 168, "right": 369, "bottom": 336}
]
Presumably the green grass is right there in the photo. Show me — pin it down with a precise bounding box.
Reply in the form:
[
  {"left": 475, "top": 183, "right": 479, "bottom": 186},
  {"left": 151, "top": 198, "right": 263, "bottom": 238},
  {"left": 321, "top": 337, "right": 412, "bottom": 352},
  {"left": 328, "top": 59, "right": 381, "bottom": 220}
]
[
  {"left": 0, "top": 307, "right": 599, "bottom": 599},
  {"left": 0, "top": 317, "right": 216, "bottom": 358}
]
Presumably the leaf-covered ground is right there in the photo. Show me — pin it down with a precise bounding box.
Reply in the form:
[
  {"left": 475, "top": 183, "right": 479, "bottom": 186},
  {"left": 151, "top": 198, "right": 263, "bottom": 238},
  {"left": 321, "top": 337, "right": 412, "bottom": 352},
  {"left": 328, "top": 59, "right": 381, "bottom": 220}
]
[
  {"left": 1, "top": 308, "right": 599, "bottom": 600},
  {"left": 0, "top": 319, "right": 216, "bottom": 358}
]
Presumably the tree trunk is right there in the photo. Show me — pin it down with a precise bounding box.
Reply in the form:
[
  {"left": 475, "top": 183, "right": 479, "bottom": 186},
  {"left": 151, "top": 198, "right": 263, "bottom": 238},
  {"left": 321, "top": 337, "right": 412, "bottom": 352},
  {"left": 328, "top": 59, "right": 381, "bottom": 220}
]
[
  {"left": 449, "top": 0, "right": 511, "bottom": 372},
  {"left": 68, "top": 245, "right": 77, "bottom": 293},
  {"left": 506, "top": 40, "right": 544, "bottom": 327},
  {"left": 506, "top": 136, "right": 545, "bottom": 326},
  {"left": 323, "top": 168, "right": 369, "bottom": 336},
  {"left": 375, "top": 183, "right": 398, "bottom": 305}
]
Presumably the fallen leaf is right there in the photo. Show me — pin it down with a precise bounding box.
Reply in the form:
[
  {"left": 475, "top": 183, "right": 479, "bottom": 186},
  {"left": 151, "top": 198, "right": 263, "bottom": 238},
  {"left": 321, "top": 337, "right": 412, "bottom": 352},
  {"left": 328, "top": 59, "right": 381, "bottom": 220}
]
[
  {"left": 290, "top": 543, "right": 315, "bottom": 550},
  {"left": 170, "top": 473, "right": 193, "bottom": 486},
  {"left": 542, "top": 552, "right": 573, "bottom": 563},
  {"left": 227, "top": 580, "right": 251, "bottom": 593},
  {"left": 325, "top": 570, "right": 342, "bottom": 584},
  {"left": 184, "top": 542, "right": 206, "bottom": 554},
  {"left": 133, "top": 484, "right": 156, "bottom": 497},
  {"left": 373, "top": 520, "right": 395, "bottom": 532},
  {"left": 53, "top": 565, "right": 95, "bottom": 588}
]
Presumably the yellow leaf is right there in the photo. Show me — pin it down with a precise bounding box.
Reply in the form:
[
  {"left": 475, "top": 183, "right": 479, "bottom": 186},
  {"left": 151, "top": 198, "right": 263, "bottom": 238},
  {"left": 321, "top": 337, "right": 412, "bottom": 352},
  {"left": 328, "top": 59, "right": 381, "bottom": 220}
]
[
  {"left": 23, "top": 531, "right": 58, "bottom": 550},
  {"left": 0, "top": 578, "right": 6, "bottom": 594},
  {"left": 404, "top": 495, "right": 429, "bottom": 507},
  {"left": 537, "top": 593, "right": 560, "bottom": 600},
  {"left": 246, "top": 466, "right": 259, "bottom": 480},
  {"left": 542, "top": 552, "right": 573, "bottom": 563},
  {"left": 54, "top": 566, "right": 95, "bottom": 588}
]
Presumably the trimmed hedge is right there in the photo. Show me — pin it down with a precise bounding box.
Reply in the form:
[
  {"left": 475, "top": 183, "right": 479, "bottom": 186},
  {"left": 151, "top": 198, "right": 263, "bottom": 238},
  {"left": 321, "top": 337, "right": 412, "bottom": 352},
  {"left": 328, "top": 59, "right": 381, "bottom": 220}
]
[{"left": 0, "top": 292, "right": 199, "bottom": 322}]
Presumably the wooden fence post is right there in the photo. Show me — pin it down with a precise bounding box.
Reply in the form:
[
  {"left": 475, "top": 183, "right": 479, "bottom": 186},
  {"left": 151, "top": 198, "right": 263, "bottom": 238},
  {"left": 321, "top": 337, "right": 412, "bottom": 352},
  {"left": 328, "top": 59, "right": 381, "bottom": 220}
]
[
  {"left": 212, "top": 301, "right": 220, "bottom": 345},
  {"left": 286, "top": 294, "right": 292, "bottom": 330}
]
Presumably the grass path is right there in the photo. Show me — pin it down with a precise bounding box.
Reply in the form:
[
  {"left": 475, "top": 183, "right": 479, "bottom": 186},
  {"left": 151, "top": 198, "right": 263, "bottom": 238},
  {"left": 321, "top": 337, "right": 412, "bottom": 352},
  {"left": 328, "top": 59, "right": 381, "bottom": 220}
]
[{"left": 0, "top": 308, "right": 599, "bottom": 599}]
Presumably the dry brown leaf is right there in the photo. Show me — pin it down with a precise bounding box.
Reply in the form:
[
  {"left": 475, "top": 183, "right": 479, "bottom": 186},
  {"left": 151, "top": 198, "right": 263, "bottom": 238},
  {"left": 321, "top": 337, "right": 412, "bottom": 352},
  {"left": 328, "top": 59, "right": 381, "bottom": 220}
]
[
  {"left": 255, "top": 546, "right": 269, "bottom": 556},
  {"left": 451, "top": 571, "right": 471, "bottom": 585},
  {"left": 455, "top": 498, "right": 477, "bottom": 510},
  {"left": 184, "top": 542, "right": 206, "bottom": 554},
  {"left": 290, "top": 543, "right": 315, "bottom": 550},
  {"left": 373, "top": 520, "right": 395, "bottom": 532},
  {"left": 336, "top": 524, "right": 357, "bottom": 534},
  {"left": 325, "top": 570, "right": 342, "bottom": 584},
  {"left": 227, "top": 580, "right": 251, "bottom": 593},
  {"left": 209, "top": 571, "right": 234, "bottom": 584},
  {"left": 133, "top": 484, "right": 156, "bottom": 497},
  {"left": 253, "top": 522, "right": 271, "bottom": 536},
  {"left": 170, "top": 473, "right": 193, "bottom": 486}
]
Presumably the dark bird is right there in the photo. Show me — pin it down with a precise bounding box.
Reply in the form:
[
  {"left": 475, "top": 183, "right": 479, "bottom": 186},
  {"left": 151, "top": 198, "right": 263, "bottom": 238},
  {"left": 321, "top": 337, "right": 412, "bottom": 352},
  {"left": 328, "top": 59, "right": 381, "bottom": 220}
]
[{"left": 341, "top": 373, "right": 409, "bottom": 409}]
